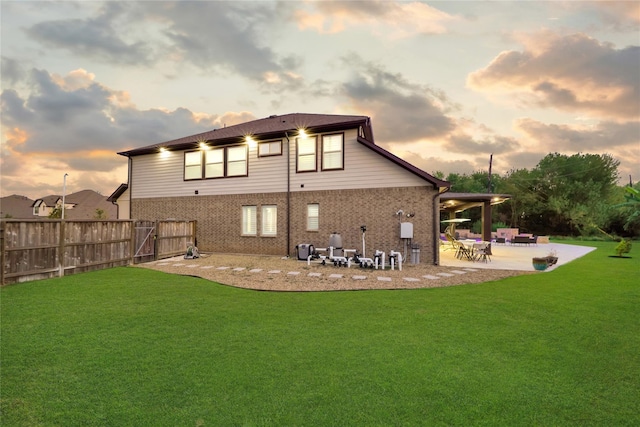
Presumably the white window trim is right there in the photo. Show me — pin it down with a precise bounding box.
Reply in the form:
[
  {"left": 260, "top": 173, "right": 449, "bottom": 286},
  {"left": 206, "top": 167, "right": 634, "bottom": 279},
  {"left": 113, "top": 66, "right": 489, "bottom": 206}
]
[
  {"left": 261, "top": 205, "right": 277, "bottom": 237},
  {"left": 307, "top": 203, "right": 319, "bottom": 231},
  {"left": 242, "top": 206, "right": 257, "bottom": 236}
]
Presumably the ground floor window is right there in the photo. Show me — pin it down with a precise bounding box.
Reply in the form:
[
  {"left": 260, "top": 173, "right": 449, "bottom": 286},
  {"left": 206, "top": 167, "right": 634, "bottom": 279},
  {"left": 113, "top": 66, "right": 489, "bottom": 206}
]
[
  {"left": 242, "top": 206, "right": 257, "bottom": 235},
  {"left": 307, "top": 203, "right": 319, "bottom": 231},
  {"left": 242, "top": 204, "right": 277, "bottom": 236},
  {"left": 261, "top": 205, "right": 277, "bottom": 236}
]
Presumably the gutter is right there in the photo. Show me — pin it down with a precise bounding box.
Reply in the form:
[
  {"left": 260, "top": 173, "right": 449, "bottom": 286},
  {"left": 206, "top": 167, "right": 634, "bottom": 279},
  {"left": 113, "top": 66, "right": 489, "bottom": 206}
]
[
  {"left": 432, "top": 187, "right": 449, "bottom": 265},
  {"left": 285, "top": 132, "right": 291, "bottom": 257}
]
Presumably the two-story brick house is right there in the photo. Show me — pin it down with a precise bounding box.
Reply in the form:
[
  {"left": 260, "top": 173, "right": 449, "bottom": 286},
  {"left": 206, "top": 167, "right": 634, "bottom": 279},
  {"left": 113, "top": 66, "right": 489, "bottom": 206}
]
[{"left": 117, "top": 113, "right": 450, "bottom": 264}]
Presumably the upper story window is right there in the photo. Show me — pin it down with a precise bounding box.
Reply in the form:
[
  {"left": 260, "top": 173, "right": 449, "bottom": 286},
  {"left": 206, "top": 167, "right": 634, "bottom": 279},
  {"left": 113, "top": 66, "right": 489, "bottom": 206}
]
[
  {"left": 185, "top": 145, "right": 248, "bottom": 180},
  {"left": 205, "top": 149, "right": 224, "bottom": 178},
  {"left": 227, "top": 146, "right": 248, "bottom": 176},
  {"left": 258, "top": 140, "right": 282, "bottom": 157},
  {"left": 322, "top": 133, "right": 344, "bottom": 170},
  {"left": 297, "top": 136, "right": 317, "bottom": 172},
  {"left": 184, "top": 151, "right": 202, "bottom": 180}
]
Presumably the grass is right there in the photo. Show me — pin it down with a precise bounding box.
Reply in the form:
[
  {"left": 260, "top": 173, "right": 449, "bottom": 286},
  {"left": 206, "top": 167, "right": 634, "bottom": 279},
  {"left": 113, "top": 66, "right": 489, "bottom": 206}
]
[{"left": 2, "top": 241, "right": 639, "bottom": 426}]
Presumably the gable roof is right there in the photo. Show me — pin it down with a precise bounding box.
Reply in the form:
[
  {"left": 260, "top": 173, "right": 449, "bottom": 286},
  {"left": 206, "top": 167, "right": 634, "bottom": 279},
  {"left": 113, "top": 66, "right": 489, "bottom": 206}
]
[
  {"left": 118, "top": 113, "right": 373, "bottom": 157},
  {"left": 32, "top": 195, "right": 62, "bottom": 207}
]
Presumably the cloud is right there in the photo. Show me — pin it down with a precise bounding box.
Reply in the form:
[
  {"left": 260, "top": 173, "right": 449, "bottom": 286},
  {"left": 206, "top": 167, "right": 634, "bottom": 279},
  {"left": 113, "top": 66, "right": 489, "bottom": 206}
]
[
  {"left": 295, "top": 0, "right": 455, "bottom": 37},
  {"left": 445, "top": 132, "right": 520, "bottom": 155},
  {"left": 0, "top": 66, "right": 252, "bottom": 198},
  {"left": 26, "top": 2, "right": 153, "bottom": 65},
  {"left": 1, "top": 56, "right": 25, "bottom": 86},
  {"left": 515, "top": 118, "right": 640, "bottom": 151},
  {"left": 585, "top": 1, "right": 640, "bottom": 29},
  {"left": 1, "top": 67, "right": 227, "bottom": 154},
  {"left": 22, "top": 1, "right": 305, "bottom": 90},
  {"left": 337, "top": 56, "right": 457, "bottom": 142},
  {"left": 140, "top": 1, "right": 303, "bottom": 88},
  {"left": 467, "top": 31, "right": 640, "bottom": 119},
  {"left": 398, "top": 150, "right": 478, "bottom": 177}
]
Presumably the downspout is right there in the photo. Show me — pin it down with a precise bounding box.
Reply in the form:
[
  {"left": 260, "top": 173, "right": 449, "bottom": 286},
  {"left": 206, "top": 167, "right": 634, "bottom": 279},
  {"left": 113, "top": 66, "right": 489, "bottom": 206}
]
[
  {"left": 432, "top": 187, "right": 444, "bottom": 265},
  {"left": 128, "top": 156, "right": 133, "bottom": 220},
  {"left": 109, "top": 198, "right": 120, "bottom": 219},
  {"left": 285, "top": 132, "right": 291, "bottom": 257}
]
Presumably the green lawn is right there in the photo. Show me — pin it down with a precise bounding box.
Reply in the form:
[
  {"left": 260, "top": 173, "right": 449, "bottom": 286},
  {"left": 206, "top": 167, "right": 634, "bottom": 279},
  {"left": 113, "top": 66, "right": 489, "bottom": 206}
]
[{"left": 2, "top": 241, "right": 639, "bottom": 426}]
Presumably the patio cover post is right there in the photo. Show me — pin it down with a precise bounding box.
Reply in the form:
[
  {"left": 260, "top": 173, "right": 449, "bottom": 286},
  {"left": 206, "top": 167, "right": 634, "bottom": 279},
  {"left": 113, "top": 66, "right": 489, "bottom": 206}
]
[{"left": 482, "top": 201, "right": 492, "bottom": 242}]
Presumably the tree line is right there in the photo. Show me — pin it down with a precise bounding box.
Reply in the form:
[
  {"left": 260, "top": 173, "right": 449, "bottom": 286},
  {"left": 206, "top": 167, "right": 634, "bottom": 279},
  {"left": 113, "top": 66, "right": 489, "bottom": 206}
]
[{"left": 435, "top": 153, "right": 639, "bottom": 239}]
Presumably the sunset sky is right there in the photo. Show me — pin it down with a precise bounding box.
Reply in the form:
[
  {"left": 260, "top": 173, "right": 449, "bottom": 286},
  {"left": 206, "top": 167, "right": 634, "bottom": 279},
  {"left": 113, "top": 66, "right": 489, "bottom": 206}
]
[{"left": 1, "top": 1, "right": 638, "bottom": 200}]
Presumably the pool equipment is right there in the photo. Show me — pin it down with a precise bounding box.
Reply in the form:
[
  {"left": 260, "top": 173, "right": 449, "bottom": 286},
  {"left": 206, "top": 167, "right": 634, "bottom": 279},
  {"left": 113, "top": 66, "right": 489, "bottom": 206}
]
[{"left": 389, "top": 250, "right": 403, "bottom": 271}]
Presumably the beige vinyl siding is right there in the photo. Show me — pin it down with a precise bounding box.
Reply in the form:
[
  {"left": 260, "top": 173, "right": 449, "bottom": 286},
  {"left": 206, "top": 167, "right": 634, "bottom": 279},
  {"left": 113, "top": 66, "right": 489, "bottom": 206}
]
[
  {"left": 289, "top": 129, "right": 427, "bottom": 191},
  {"left": 130, "top": 145, "right": 288, "bottom": 198},
  {"left": 131, "top": 128, "right": 430, "bottom": 199}
]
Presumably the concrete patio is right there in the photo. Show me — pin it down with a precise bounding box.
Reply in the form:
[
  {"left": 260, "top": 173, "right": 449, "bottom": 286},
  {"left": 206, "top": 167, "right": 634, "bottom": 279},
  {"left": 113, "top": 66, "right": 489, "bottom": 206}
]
[{"left": 439, "top": 241, "right": 597, "bottom": 271}]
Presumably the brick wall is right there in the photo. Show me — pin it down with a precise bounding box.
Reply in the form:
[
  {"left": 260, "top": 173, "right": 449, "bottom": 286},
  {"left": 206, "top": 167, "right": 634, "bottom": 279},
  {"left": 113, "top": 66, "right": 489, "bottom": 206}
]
[{"left": 132, "top": 185, "right": 440, "bottom": 263}]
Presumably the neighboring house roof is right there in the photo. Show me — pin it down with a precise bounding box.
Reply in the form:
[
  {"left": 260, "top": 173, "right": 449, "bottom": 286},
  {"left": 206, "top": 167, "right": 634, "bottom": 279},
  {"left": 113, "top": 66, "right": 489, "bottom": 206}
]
[
  {"left": 31, "top": 195, "right": 62, "bottom": 208},
  {"left": 107, "top": 183, "right": 129, "bottom": 203},
  {"left": 63, "top": 190, "right": 117, "bottom": 219},
  {"left": 28, "top": 190, "right": 117, "bottom": 219},
  {"left": 117, "top": 112, "right": 449, "bottom": 191},
  {"left": 0, "top": 195, "right": 36, "bottom": 218},
  {"left": 118, "top": 113, "right": 373, "bottom": 157}
]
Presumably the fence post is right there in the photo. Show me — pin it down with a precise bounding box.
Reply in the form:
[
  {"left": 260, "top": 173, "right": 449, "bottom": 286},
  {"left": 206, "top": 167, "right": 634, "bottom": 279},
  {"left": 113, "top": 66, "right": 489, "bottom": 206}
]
[
  {"left": 58, "top": 220, "right": 66, "bottom": 278},
  {"left": 130, "top": 220, "right": 135, "bottom": 265},
  {"left": 154, "top": 220, "right": 159, "bottom": 261},
  {"left": 0, "top": 220, "right": 5, "bottom": 286}
]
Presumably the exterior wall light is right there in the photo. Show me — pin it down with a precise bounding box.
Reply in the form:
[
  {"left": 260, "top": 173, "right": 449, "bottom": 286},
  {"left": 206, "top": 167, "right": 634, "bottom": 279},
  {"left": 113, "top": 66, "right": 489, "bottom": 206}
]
[
  {"left": 245, "top": 136, "right": 257, "bottom": 148},
  {"left": 199, "top": 142, "right": 209, "bottom": 150},
  {"left": 298, "top": 129, "right": 307, "bottom": 138}
]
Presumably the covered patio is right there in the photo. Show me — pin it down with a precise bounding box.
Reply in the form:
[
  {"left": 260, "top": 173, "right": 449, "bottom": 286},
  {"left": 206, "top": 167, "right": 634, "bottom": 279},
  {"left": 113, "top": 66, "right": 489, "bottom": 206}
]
[
  {"left": 439, "top": 241, "right": 596, "bottom": 271},
  {"left": 440, "top": 192, "right": 510, "bottom": 242}
]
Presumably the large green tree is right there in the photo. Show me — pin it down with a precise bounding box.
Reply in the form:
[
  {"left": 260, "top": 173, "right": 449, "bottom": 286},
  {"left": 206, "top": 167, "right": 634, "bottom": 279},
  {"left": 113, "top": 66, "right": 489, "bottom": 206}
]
[
  {"left": 532, "top": 153, "right": 619, "bottom": 235},
  {"left": 443, "top": 153, "right": 625, "bottom": 237}
]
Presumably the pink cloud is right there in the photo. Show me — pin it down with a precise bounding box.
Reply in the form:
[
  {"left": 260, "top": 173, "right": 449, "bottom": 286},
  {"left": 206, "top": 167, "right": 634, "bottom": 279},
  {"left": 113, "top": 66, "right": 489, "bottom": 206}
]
[{"left": 467, "top": 31, "right": 639, "bottom": 119}]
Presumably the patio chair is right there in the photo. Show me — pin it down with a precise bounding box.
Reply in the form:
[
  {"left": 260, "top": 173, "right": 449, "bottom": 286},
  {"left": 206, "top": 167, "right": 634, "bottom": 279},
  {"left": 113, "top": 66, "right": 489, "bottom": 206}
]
[
  {"left": 443, "top": 229, "right": 458, "bottom": 251},
  {"left": 474, "top": 242, "right": 492, "bottom": 263},
  {"left": 455, "top": 241, "right": 474, "bottom": 261}
]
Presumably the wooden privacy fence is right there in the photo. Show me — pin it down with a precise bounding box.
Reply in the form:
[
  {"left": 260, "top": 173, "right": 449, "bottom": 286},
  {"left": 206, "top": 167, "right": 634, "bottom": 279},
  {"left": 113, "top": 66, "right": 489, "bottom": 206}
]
[{"left": 1, "top": 219, "right": 196, "bottom": 286}]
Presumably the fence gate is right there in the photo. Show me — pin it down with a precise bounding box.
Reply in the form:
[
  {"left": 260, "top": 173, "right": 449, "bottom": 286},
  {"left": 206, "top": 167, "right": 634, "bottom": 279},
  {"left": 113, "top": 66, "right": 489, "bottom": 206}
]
[{"left": 134, "top": 220, "right": 156, "bottom": 264}]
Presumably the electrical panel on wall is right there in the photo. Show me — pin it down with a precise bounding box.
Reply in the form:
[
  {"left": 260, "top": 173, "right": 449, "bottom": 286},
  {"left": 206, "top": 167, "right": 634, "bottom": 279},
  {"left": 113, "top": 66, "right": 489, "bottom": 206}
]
[{"left": 400, "top": 222, "right": 414, "bottom": 239}]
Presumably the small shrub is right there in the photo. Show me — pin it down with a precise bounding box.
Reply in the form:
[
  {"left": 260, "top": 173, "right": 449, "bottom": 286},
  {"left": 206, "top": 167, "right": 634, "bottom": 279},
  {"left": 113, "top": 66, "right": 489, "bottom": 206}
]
[{"left": 614, "top": 239, "right": 632, "bottom": 257}]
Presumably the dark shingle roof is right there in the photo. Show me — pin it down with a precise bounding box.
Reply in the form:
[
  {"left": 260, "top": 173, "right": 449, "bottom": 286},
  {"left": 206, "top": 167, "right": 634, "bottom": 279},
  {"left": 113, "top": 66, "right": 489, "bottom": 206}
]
[
  {"left": 1, "top": 195, "right": 36, "bottom": 218},
  {"left": 118, "top": 113, "right": 372, "bottom": 157}
]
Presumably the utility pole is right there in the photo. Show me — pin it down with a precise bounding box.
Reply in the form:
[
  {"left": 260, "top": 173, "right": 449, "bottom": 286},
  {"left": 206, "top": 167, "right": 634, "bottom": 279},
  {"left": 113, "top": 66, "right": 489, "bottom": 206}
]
[
  {"left": 62, "top": 173, "right": 68, "bottom": 219},
  {"left": 488, "top": 154, "right": 493, "bottom": 193}
]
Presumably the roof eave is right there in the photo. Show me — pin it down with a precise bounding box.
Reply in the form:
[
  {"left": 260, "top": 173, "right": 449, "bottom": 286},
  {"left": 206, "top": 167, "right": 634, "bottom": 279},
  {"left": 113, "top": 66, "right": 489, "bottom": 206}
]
[{"left": 118, "top": 116, "right": 371, "bottom": 157}]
